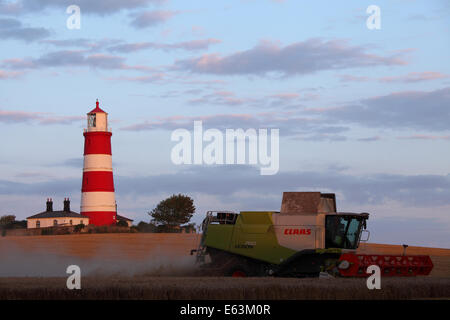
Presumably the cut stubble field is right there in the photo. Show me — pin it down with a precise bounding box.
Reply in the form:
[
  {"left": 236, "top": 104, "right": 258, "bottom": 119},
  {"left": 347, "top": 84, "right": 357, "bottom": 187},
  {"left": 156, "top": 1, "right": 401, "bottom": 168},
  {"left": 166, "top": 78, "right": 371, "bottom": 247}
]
[{"left": 0, "top": 234, "right": 449, "bottom": 299}]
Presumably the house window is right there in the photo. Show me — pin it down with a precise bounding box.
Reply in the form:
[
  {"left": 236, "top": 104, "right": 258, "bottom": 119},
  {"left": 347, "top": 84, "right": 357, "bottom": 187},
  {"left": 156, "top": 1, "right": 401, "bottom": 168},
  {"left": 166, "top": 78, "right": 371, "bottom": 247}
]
[
  {"left": 53, "top": 220, "right": 57, "bottom": 226},
  {"left": 80, "top": 220, "right": 83, "bottom": 225},
  {"left": 36, "top": 220, "right": 40, "bottom": 228},
  {"left": 70, "top": 220, "right": 73, "bottom": 225}
]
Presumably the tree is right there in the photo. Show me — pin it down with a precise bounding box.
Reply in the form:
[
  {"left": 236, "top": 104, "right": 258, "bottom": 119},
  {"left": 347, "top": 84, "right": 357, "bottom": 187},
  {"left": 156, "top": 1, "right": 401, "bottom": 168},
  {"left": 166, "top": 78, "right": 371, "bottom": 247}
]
[
  {"left": 149, "top": 194, "right": 195, "bottom": 230},
  {"left": 136, "top": 221, "right": 157, "bottom": 233},
  {"left": 116, "top": 220, "right": 128, "bottom": 227},
  {"left": 73, "top": 223, "right": 85, "bottom": 233},
  {"left": 181, "top": 222, "right": 197, "bottom": 233},
  {"left": 0, "top": 215, "right": 15, "bottom": 228}
]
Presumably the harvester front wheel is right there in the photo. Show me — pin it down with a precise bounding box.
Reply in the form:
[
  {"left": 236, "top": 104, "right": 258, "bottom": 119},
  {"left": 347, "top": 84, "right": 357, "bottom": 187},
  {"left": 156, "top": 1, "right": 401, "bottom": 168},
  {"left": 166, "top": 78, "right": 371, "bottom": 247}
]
[{"left": 226, "top": 265, "right": 249, "bottom": 277}]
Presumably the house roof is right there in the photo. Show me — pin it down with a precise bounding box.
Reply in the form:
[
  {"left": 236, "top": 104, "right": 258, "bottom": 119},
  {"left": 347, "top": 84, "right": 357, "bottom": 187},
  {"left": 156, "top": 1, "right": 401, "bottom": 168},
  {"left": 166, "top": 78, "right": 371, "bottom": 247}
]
[
  {"left": 88, "top": 99, "right": 106, "bottom": 114},
  {"left": 27, "top": 211, "right": 89, "bottom": 220},
  {"left": 117, "top": 214, "right": 133, "bottom": 221}
]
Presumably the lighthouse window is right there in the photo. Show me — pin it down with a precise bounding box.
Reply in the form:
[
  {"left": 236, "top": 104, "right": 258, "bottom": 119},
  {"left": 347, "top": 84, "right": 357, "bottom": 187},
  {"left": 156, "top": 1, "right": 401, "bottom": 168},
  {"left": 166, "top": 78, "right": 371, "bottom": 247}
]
[{"left": 88, "top": 114, "right": 96, "bottom": 127}]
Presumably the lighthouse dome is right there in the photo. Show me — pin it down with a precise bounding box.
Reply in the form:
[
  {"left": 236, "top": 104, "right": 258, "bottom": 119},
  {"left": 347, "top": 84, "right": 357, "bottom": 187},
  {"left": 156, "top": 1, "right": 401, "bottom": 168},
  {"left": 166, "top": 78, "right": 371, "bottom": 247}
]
[
  {"left": 86, "top": 99, "right": 109, "bottom": 132},
  {"left": 88, "top": 99, "right": 106, "bottom": 114}
]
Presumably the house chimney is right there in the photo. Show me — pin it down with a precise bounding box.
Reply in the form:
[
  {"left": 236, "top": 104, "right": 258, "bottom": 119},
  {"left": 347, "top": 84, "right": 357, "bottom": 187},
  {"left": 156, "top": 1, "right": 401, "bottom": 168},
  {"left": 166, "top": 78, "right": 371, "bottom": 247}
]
[
  {"left": 46, "top": 198, "right": 53, "bottom": 212},
  {"left": 64, "top": 198, "right": 70, "bottom": 212}
]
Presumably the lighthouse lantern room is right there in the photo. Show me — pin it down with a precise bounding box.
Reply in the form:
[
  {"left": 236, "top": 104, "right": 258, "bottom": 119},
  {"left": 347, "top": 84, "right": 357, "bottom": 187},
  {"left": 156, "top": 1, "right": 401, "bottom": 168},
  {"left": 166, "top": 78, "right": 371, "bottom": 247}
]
[{"left": 80, "top": 100, "right": 117, "bottom": 226}]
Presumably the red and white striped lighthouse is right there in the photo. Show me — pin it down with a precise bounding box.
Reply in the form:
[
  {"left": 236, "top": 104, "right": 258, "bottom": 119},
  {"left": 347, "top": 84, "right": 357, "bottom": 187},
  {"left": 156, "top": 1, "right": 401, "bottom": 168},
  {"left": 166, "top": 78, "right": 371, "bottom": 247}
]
[{"left": 80, "top": 100, "right": 117, "bottom": 226}]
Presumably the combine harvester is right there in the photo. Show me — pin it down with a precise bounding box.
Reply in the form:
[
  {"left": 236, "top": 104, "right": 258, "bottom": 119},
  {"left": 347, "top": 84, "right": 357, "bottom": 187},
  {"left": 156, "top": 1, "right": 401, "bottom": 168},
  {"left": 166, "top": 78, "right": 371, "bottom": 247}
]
[{"left": 191, "top": 192, "right": 433, "bottom": 277}]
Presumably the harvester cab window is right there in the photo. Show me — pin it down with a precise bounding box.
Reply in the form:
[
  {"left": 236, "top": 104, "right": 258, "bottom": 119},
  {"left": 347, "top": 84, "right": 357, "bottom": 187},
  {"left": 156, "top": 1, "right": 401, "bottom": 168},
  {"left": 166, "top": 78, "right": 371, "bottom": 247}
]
[
  {"left": 346, "top": 218, "right": 360, "bottom": 246},
  {"left": 211, "top": 212, "right": 237, "bottom": 225},
  {"left": 325, "top": 215, "right": 365, "bottom": 249}
]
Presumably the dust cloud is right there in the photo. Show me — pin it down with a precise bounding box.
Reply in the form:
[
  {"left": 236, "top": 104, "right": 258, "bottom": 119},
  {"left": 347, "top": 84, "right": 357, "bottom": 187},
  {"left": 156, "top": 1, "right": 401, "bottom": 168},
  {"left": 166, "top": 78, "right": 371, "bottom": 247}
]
[{"left": 0, "top": 240, "right": 198, "bottom": 277}]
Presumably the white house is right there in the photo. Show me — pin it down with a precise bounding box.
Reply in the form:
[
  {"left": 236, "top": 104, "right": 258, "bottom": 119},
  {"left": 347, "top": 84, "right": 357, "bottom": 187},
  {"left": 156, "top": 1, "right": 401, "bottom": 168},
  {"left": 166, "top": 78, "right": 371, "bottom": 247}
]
[{"left": 27, "top": 198, "right": 89, "bottom": 229}]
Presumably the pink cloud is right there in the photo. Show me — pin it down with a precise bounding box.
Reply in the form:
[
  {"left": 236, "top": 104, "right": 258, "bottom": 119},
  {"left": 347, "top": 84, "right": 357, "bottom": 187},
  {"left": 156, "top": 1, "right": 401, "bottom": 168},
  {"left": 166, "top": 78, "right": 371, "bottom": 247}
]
[
  {"left": 0, "top": 109, "right": 83, "bottom": 125},
  {"left": 379, "top": 72, "right": 448, "bottom": 83},
  {"left": 130, "top": 10, "right": 179, "bottom": 29},
  {"left": 0, "top": 69, "right": 24, "bottom": 79},
  {"left": 108, "top": 38, "right": 221, "bottom": 53},
  {"left": 174, "top": 39, "right": 408, "bottom": 76},
  {"left": 106, "top": 73, "right": 166, "bottom": 83},
  {"left": 337, "top": 74, "right": 370, "bottom": 82},
  {"left": 270, "top": 93, "right": 300, "bottom": 99},
  {"left": 398, "top": 135, "right": 450, "bottom": 140}
]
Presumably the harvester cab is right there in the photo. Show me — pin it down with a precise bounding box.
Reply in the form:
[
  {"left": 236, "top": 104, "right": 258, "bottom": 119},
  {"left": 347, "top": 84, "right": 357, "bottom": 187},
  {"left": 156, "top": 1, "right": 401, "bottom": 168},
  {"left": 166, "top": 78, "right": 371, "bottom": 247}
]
[
  {"left": 324, "top": 213, "right": 369, "bottom": 250},
  {"left": 192, "top": 192, "right": 433, "bottom": 278}
]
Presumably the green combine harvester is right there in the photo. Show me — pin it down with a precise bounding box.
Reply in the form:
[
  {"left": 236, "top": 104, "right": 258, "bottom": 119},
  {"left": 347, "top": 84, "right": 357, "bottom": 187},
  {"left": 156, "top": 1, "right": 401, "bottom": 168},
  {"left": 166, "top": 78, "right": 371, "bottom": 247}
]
[{"left": 191, "top": 192, "right": 433, "bottom": 278}]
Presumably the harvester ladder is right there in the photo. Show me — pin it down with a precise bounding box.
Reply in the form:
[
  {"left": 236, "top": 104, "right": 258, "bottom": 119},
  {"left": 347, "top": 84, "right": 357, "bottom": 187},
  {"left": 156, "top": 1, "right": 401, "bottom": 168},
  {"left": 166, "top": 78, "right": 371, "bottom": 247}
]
[
  {"left": 194, "top": 211, "right": 238, "bottom": 263},
  {"left": 194, "top": 212, "right": 213, "bottom": 263}
]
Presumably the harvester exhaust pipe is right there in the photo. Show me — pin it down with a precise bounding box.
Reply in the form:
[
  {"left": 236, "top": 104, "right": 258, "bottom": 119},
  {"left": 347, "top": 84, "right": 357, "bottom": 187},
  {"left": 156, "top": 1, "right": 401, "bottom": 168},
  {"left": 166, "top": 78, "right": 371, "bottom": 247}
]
[{"left": 402, "top": 244, "right": 409, "bottom": 256}]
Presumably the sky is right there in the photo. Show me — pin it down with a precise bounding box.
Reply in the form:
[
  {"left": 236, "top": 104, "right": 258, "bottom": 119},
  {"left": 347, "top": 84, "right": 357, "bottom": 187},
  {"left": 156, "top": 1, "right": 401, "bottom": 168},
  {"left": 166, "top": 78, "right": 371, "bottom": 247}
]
[{"left": 0, "top": 0, "right": 449, "bottom": 248}]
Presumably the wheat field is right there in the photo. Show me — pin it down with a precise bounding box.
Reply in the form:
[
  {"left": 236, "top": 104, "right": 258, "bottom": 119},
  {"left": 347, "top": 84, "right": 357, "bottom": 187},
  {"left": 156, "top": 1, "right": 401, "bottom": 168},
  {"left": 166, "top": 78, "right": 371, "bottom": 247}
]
[{"left": 0, "top": 234, "right": 449, "bottom": 299}]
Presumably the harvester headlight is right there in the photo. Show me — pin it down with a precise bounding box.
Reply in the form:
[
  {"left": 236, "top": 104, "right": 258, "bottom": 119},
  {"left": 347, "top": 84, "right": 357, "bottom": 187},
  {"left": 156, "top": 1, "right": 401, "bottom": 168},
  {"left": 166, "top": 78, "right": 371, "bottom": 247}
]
[{"left": 338, "top": 260, "right": 350, "bottom": 270}]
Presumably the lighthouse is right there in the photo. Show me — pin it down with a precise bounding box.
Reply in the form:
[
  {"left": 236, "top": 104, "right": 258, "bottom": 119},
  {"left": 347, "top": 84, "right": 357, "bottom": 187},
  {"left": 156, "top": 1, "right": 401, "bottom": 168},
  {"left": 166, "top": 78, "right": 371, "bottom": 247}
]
[{"left": 80, "top": 100, "right": 117, "bottom": 226}]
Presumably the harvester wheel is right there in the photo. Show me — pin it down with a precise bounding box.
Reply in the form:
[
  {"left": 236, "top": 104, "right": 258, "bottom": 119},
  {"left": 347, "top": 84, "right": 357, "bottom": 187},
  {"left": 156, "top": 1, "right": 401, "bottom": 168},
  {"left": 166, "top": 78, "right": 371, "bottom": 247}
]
[
  {"left": 231, "top": 270, "right": 247, "bottom": 277},
  {"left": 226, "top": 265, "right": 249, "bottom": 277}
]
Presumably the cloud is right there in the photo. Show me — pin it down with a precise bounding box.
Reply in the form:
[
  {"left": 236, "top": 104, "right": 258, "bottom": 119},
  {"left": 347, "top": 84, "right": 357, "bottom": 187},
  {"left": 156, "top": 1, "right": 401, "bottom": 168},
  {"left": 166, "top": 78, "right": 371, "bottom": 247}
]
[
  {"left": 36, "top": 51, "right": 124, "bottom": 69},
  {"left": 185, "top": 90, "right": 316, "bottom": 108},
  {"left": 325, "top": 87, "right": 450, "bottom": 131},
  {"left": 119, "top": 167, "right": 450, "bottom": 208},
  {"left": 38, "top": 115, "right": 84, "bottom": 125},
  {"left": 0, "top": 17, "right": 49, "bottom": 42},
  {"left": 357, "top": 136, "right": 381, "bottom": 142},
  {"left": 129, "top": 10, "right": 178, "bottom": 28},
  {"left": 269, "top": 93, "right": 300, "bottom": 100},
  {"left": 337, "top": 74, "right": 370, "bottom": 82},
  {"left": 120, "top": 111, "right": 349, "bottom": 140},
  {"left": 0, "top": 69, "right": 23, "bottom": 79},
  {"left": 120, "top": 85, "right": 450, "bottom": 139},
  {"left": 3, "top": 166, "right": 450, "bottom": 209},
  {"left": 0, "top": 0, "right": 167, "bottom": 15},
  {"left": 106, "top": 74, "right": 166, "bottom": 83},
  {"left": 2, "top": 50, "right": 154, "bottom": 73},
  {"left": 174, "top": 38, "right": 407, "bottom": 76},
  {"left": 397, "top": 134, "right": 450, "bottom": 141},
  {"left": 379, "top": 71, "right": 448, "bottom": 83},
  {"left": 0, "top": 178, "right": 80, "bottom": 196},
  {"left": 187, "top": 91, "right": 253, "bottom": 106},
  {"left": 0, "top": 109, "right": 42, "bottom": 122},
  {"left": 292, "top": 133, "right": 347, "bottom": 142},
  {"left": 107, "top": 38, "right": 221, "bottom": 53},
  {"left": 0, "top": 109, "right": 83, "bottom": 125},
  {"left": 40, "top": 38, "right": 122, "bottom": 52},
  {"left": 49, "top": 158, "right": 83, "bottom": 168}
]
